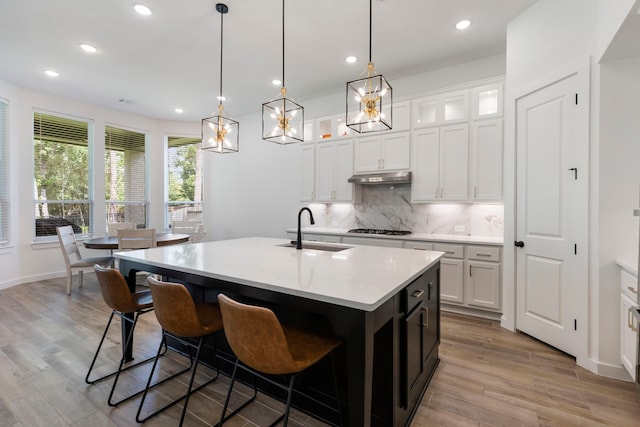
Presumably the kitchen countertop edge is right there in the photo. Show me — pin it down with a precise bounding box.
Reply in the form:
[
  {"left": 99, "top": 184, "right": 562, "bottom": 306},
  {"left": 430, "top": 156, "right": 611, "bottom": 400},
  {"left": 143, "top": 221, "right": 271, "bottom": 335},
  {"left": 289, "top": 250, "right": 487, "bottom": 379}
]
[{"left": 288, "top": 227, "right": 504, "bottom": 246}]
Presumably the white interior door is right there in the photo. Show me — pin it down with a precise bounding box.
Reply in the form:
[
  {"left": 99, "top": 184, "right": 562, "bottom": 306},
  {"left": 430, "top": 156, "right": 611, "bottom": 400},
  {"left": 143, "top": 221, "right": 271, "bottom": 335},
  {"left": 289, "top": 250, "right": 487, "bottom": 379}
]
[{"left": 515, "top": 74, "right": 581, "bottom": 356}]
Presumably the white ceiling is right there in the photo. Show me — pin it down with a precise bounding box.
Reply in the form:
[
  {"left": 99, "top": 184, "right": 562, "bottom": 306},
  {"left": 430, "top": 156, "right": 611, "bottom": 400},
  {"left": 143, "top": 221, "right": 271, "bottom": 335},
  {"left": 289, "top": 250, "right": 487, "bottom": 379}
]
[{"left": 0, "top": 0, "right": 536, "bottom": 122}]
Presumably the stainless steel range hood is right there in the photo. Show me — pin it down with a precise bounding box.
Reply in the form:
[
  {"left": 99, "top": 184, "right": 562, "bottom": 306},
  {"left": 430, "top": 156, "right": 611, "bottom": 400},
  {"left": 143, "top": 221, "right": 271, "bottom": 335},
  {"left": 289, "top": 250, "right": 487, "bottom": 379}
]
[{"left": 348, "top": 171, "right": 412, "bottom": 185}]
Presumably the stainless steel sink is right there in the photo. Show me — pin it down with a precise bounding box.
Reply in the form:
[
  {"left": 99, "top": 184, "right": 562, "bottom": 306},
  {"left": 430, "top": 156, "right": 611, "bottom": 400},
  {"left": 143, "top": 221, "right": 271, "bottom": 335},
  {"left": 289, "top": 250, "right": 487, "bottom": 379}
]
[{"left": 278, "top": 242, "right": 352, "bottom": 252}]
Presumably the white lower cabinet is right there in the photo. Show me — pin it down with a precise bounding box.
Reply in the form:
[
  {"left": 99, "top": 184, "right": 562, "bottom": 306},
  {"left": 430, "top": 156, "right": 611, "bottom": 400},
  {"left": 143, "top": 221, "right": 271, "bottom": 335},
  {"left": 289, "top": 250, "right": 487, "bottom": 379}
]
[
  {"left": 619, "top": 263, "right": 639, "bottom": 380},
  {"left": 434, "top": 243, "right": 501, "bottom": 314},
  {"left": 440, "top": 258, "right": 465, "bottom": 304},
  {"left": 621, "top": 293, "right": 638, "bottom": 379}
]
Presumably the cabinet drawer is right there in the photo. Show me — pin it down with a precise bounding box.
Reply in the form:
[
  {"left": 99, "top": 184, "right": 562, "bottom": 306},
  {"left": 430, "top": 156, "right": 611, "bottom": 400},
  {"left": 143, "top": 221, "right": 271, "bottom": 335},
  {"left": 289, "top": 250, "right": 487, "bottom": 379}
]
[
  {"left": 321, "top": 235, "right": 342, "bottom": 243},
  {"left": 621, "top": 269, "right": 638, "bottom": 301},
  {"left": 404, "top": 241, "right": 434, "bottom": 251},
  {"left": 467, "top": 245, "right": 501, "bottom": 262},
  {"left": 433, "top": 243, "right": 464, "bottom": 259},
  {"left": 404, "top": 277, "right": 427, "bottom": 313}
]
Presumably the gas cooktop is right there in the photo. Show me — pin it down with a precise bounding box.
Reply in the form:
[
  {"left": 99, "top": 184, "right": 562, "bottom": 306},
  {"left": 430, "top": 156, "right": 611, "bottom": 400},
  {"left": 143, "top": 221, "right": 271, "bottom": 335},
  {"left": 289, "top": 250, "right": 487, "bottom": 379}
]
[{"left": 348, "top": 228, "right": 412, "bottom": 236}]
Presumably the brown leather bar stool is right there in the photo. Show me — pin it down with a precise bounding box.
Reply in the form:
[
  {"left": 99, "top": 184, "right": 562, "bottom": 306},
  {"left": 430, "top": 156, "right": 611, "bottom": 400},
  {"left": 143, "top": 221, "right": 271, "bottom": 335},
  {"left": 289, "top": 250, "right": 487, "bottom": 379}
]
[
  {"left": 137, "top": 276, "right": 224, "bottom": 426},
  {"left": 216, "top": 293, "right": 342, "bottom": 427},
  {"left": 86, "top": 264, "right": 168, "bottom": 406}
]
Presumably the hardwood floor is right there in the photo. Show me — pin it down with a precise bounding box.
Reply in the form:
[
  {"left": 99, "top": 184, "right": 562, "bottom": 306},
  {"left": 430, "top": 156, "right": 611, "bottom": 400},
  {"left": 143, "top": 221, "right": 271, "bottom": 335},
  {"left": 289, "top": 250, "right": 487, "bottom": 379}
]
[{"left": 0, "top": 275, "right": 639, "bottom": 426}]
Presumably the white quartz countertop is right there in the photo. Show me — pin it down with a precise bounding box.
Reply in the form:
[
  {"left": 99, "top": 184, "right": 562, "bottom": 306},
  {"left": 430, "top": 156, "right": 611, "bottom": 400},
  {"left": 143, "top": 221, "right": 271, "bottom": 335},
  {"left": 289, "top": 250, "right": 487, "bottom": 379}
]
[
  {"left": 288, "top": 227, "right": 504, "bottom": 246},
  {"left": 115, "top": 237, "right": 443, "bottom": 311}
]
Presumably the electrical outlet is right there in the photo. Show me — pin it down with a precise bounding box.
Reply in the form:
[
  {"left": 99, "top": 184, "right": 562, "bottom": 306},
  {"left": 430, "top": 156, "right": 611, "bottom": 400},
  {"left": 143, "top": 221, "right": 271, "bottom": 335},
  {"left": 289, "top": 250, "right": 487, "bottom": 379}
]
[{"left": 454, "top": 224, "right": 465, "bottom": 232}]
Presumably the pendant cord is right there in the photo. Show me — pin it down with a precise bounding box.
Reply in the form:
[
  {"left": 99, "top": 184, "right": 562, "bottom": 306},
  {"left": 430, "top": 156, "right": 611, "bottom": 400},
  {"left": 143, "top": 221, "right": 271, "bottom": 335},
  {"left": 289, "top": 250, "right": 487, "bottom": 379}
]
[
  {"left": 368, "top": 0, "right": 372, "bottom": 62},
  {"left": 219, "top": 9, "right": 224, "bottom": 106},
  {"left": 282, "top": 0, "right": 285, "bottom": 88}
]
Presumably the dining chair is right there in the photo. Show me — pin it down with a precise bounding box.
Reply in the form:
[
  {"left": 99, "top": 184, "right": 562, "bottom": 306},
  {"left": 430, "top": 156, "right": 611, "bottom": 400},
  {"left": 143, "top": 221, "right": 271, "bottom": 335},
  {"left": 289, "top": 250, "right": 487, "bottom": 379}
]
[
  {"left": 117, "top": 228, "right": 157, "bottom": 250},
  {"left": 171, "top": 220, "right": 204, "bottom": 243},
  {"left": 216, "top": 293, "right": 342, "bottom": 426},
  {"left": 107, "top": 221, "right": 136, "bottom": 237},
  {"left": 56, "top": 225, "right": 114, "bottom": 295},
  {"left": 137, "top": 277, "right": 224, "bottom": 426}
]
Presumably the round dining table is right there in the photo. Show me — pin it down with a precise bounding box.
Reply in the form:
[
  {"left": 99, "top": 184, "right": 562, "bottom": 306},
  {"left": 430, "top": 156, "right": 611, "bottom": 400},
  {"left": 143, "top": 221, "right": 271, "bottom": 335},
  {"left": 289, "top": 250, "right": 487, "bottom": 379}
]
[{"left": 83, "top": 233, "right": 190, "bottom": 250}]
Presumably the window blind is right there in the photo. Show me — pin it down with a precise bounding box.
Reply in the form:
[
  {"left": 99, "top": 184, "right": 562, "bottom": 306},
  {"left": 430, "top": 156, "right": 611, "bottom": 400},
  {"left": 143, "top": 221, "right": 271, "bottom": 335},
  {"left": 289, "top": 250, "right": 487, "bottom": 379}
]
[
  {"left": 105, "top": 125, "right": 147, "bottom": 227},
  {"left": 0, "top": 100, "right": 8, "bottom": 244},
  {"left": 33, "top": 111, "right": 91, "bottom": 237}
]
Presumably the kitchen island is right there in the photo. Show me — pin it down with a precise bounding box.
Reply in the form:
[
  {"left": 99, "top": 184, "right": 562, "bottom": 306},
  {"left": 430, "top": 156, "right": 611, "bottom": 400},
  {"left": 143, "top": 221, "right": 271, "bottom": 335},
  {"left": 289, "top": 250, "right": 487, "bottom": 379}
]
[{"left": 115, "top": 237, "right": 443, "bottom": 426}]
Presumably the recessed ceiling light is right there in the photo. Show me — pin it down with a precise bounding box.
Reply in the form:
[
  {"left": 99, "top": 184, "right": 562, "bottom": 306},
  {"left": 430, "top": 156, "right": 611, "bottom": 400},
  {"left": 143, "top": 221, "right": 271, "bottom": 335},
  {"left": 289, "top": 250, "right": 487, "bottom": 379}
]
[
  {"left": 44, "top": 69, "right": 59, "bottom": 77},
  {"left": 216, "top": 95, "right": 226, "bottom": 101},
  {"left": 456, "top": 19, "right": 471, "bottom": 30},
  {"left": 80, "top": 43, "right": 97, "bottom": 53},
  {"left": 133, "top": 4, "right": 152, "bottom": 16},
  {"left": 174, "top": 108, "right": 183, "bottom": 114},
  {"left": 345, "top": 55, "right": 358, "bottom": 64},
  {"left": 272, "top": 79, "right": 282, "bottom": 86}
]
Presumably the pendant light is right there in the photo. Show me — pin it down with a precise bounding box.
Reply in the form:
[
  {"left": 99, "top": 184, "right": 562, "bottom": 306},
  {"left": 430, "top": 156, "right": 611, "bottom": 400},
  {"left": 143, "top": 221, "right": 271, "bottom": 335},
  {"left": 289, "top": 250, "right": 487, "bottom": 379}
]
[
  {"left": 262, "top": 0, "right": 304, "bottom": 144},
  {"left": 202, "top": 3, "right": 239, "bottom": 153},
  {"left": 346, "top": 0, "right": 392, "bottom": 133}
]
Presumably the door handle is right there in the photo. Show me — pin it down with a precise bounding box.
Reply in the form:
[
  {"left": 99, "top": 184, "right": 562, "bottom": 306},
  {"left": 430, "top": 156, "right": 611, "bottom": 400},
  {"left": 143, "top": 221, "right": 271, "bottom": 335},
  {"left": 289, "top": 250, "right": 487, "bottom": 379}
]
[{"left": 514, "top": 240, "right": 525, "bottom": 248}]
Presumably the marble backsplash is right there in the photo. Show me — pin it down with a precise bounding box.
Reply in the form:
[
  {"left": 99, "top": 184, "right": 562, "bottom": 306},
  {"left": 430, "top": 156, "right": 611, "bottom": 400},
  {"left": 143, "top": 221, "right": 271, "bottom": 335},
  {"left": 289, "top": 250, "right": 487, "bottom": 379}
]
[{"left": 307, "top": 184, "right": 503, "bottom": 237}]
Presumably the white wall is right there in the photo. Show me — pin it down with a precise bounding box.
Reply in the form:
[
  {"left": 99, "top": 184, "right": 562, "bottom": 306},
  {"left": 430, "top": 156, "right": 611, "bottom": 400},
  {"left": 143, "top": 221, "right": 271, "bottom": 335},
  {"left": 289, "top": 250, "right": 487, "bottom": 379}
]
[{"left": 505, "top": 0, "right": 635, "bottom": 378}]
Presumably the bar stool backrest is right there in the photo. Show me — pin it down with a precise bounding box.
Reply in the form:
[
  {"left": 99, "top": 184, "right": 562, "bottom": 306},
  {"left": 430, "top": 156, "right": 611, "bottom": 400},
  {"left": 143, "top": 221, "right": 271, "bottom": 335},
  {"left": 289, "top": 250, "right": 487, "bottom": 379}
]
[{"left": 94, "top": 264, "right": 140, "bottom": 313}]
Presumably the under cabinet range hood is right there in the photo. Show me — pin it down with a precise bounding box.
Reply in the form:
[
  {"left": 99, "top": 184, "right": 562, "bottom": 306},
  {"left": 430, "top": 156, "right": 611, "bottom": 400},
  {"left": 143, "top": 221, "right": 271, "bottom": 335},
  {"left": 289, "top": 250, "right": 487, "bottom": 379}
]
[{"left": 348, "top": 171, "right": 412, "bottom": 185}]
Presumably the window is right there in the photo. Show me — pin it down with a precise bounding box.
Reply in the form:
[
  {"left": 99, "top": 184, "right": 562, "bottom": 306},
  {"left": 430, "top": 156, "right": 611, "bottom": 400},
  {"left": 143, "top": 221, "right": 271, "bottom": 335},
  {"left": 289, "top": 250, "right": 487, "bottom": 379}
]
[
  {"left": 33, "top": 111, "right": 92, "bottom": 238},
  {"left": 0, "top": 99, "right": 8, "bottom": 244},
  {"left": 166, "top": 136, "right": 203, "bottom": 226},
  {"left": 105, "top": 125, "right": 147, "bottom": 228}
]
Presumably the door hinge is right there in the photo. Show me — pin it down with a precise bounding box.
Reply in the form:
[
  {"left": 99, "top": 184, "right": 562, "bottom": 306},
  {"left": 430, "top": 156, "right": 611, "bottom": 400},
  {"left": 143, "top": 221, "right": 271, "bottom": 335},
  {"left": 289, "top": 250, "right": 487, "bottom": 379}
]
[
  {"left": 574, "top": 244, "right": 577, "bottom": 255},
  {"left": 575, "top": 93, "right": 578, "bottom": 105},
  {"left": 574, "top": 319, "right": 577, "bottom": 331}
]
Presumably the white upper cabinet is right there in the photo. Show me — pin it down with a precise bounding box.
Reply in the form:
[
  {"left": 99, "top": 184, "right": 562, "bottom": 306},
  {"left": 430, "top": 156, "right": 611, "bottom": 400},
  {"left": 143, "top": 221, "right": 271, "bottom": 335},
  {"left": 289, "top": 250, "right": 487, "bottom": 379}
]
[
  {"left": 412, "top": 124, "right": 468, "bottom": 202},
  {"left": 470, "top": 119, "right": 503, "bottom": 201},
  {"left": 354, "top": 132, "right": 411, "bottom": 173},
  {"left": 381, "top": 100, "right": 411, "bottom": 132},
  {"left": 315, "top": 139, "right": 355, "bottom": 202},
  {"left": 471, "top": 83, "right": 504, "bottom": 120},
  {"left": 299, "top": 142, "right": 315, "bottom": 201},
  {"left": 413, "top": 90, "right": 469, "bottom": 128}
]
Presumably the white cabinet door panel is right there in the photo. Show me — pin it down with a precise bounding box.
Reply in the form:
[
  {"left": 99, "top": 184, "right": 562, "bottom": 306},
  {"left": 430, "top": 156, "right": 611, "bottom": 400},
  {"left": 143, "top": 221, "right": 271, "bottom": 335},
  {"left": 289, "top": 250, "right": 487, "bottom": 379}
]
[
  {"left": 440, "top": 124, "right": 468, "bottom": 200},
  {"left": 471, "top": 120, "right": 503, "bottom": 201},
  {"left": 411, "top": 128, "right": 440, "bottom": 201},
  {"left": 315, "top": 142, "right": 334, "bottom": 201},
  {"left": 381, "top": 133, "right": 411, "bottom": 171},
  {"left": 354, "top": 136, "right": 382, "bottom": 172}
]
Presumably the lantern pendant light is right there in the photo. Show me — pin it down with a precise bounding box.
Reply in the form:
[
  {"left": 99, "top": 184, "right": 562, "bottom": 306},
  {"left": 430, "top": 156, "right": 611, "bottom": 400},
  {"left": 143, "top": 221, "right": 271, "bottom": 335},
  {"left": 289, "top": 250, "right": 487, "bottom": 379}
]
[
  {"left": 262, "top": 0, "right": 304, "bottom": 144},
  {"left": 202, "top": 3, "right": 239, "bottom": 153},
  {"left": 346, "top": 0, "right": 392, "bottom": 133}
]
